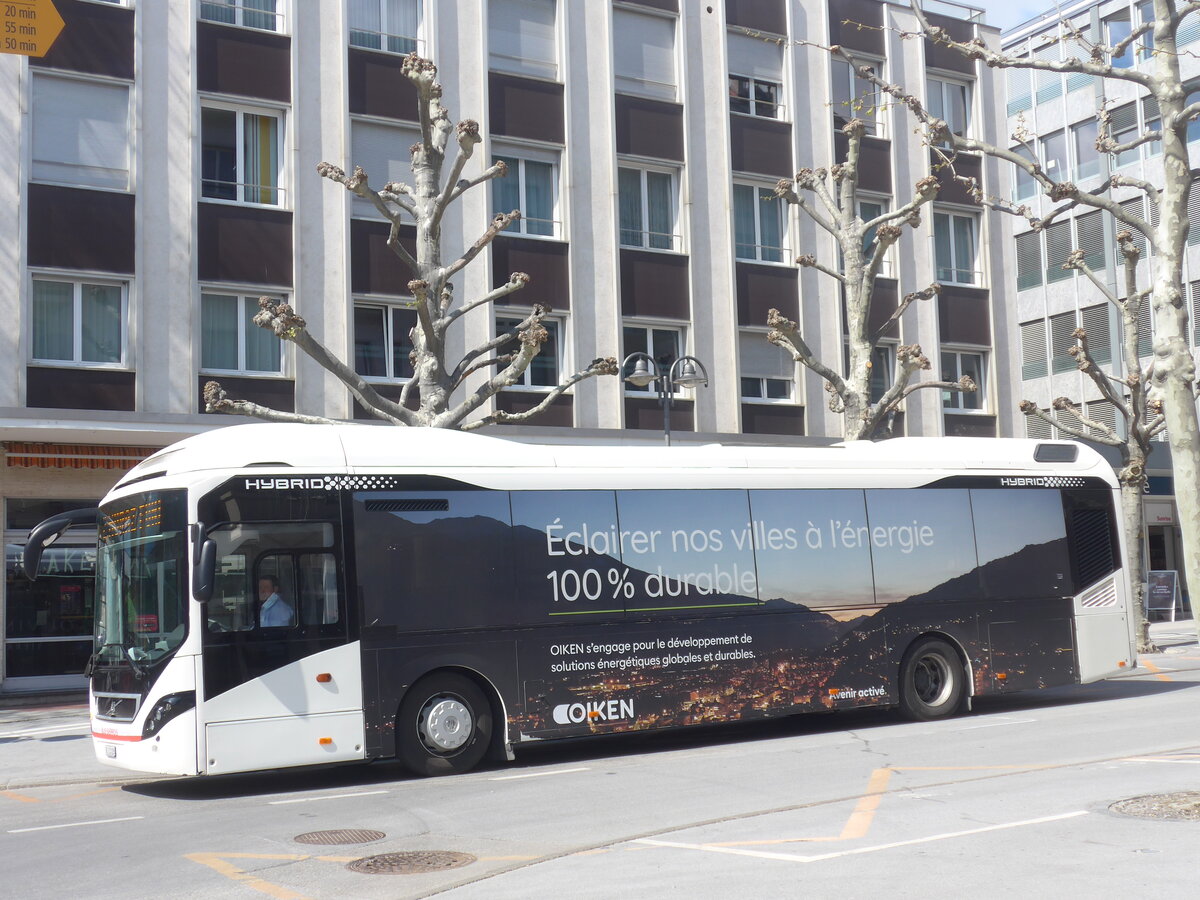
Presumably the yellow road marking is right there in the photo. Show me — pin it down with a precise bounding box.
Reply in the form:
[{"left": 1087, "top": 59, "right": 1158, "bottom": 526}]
[
  {"left": 186, "top": 853, "right": 314, "bottom": 900},
  {"left": 1140, "top": 659, "right": 1173, "bottom": 682},
  {"left": 1, "top": 790, "right": 40, "bottom": 803},
  {"left": 838, "top": 766, "right": 893, "bottom": 840}
]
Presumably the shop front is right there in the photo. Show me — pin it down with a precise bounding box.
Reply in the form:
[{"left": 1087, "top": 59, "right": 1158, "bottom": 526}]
[{"left": 1, "top": 443, "right": 157, "bottom": 694}]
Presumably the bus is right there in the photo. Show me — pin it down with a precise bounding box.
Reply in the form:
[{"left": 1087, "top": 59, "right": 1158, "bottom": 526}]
[{"left": 24, "top": 424, "right": 1135, "bottom": 778}]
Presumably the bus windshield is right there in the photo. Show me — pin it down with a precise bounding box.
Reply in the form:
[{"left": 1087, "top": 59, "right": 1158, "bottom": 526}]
[{"left": 95, "top": 491, "right": 187, "bottom": 670}]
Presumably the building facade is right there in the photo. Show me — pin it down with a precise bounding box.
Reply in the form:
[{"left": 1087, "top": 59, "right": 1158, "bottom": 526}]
[
  {"left": 1003, "top": 0, "right": 1200, "bottom": 609},
  {"left": 0, "top": 0, "right": 1012, "bottom": 691}
]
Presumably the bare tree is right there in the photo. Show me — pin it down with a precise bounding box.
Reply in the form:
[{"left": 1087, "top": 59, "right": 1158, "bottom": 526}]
[
  {"left": 835, "top": 0, "right": 1200, "bottom": 637},
  {"left": 205, "top": 54, "right": 616, "bottom": 430},
  {"left": 1021, "top": 235, "right": 1165, "bottom": 651},
  {"left": 768, "top": 117, "right": 976, "bottom": 440}
]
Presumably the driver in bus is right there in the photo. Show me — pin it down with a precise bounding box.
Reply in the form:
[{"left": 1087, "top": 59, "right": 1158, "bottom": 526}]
[{"left": 257, "top": 575, "right": 294, "bottom": 627}]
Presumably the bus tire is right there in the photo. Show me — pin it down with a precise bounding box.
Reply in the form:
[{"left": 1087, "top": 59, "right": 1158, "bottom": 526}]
[
  {"left": 898, "top": 638, "right": 964, "bottom": 721},
  {"left": 397, "top": 672, "right": 493, "bottom": 777}
]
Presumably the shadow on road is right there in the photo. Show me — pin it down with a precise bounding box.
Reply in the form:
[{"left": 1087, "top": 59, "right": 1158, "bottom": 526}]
[{"left": 123, "top": 674, "right": 1197, "bottom": 802}]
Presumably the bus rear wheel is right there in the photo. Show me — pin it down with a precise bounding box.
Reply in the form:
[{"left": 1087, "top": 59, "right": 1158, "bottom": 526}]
[
  {"left": 898, "top": 638, "right": 964, "bottom": 721},
  {"left": 397, "top": 672, "right": 493, "bottom": 777}
]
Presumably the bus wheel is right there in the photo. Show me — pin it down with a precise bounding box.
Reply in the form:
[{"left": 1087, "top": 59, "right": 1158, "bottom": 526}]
[
  {"left": 898, "top": 638, "right": 964, "bottom": 721},
  {"left": 397, "top": 672, "right": 493, "bottom": 777}
]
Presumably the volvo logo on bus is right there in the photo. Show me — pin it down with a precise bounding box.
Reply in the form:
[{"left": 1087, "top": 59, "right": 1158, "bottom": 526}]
[{"left": 552, "top": 699, "right": 635, "bottom": 725}]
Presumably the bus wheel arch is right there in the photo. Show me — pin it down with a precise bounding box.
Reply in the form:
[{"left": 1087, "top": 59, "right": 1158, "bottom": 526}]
[
  {"left": 395, "top": 668, "right": 501, "bottom": 777},
  {"left": 897, "top": 634, "right": 969, "bottom": 722}
]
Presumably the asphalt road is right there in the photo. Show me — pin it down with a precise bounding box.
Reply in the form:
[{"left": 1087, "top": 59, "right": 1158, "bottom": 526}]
[{"left": 2, "top": 641, "right": 1199, "bottom": 899}]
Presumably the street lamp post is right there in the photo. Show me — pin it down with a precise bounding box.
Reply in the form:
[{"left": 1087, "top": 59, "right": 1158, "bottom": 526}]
[{"left": 621, "top": 352, "right": 710, "bottom": 446}]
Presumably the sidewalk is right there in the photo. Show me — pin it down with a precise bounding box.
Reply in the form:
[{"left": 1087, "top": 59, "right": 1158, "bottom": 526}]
[{"left": 1147, "top": 617, "right": 1198, "bottom": 652}]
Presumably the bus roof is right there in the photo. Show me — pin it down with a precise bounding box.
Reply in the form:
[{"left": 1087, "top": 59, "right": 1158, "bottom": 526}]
[{"left": 115, "top": 423, "right": 1117, "bottom": 491}]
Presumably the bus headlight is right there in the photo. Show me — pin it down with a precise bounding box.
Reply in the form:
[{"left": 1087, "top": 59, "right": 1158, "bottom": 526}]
[{"left": 141, "top": 692, "right": 195, "bottom": 739}]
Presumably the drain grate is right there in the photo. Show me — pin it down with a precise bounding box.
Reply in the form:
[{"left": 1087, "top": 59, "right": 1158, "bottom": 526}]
[
  {"left": 294, "top": 829, "right": 387, "bottom": 846},
  {"left": 346, "top": 850, "right": 477, "bottom": 875},
  {"left": 1110, "top": 792, "right": 1200, "bottom": 821}
]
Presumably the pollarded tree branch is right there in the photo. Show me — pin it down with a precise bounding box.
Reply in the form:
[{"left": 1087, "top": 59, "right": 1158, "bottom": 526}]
[
  {"left": 795, "top": 254, "right": 847, "bottom": 284},
  {"left": 203, "top": 381, "right": 342, "bottom": 424},
  {"left": 441, "top": 272, "right": 531, "bottom": 328},
  {"left": 462, "top": 357, "right": 622, "bottom": 432},
  {"left": 775, "top": 177, "right": 839, "bottom": 238},
  {"left": 767, "top": 307, "right": 846, "bottom": 397},
  {"left": 443, "top": 211, "right": 521, "bottom": 281},
  {"left": 872, "top": 283, "right": 939, "bottom": 346}
]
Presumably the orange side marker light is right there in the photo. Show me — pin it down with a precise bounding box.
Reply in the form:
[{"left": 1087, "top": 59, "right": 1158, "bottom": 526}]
[{"left": 316, "top": 673, "right": 332, "bottom": 683}]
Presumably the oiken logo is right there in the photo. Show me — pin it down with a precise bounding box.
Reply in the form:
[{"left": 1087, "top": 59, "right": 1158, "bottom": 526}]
[{"left": 552, "top": 699, "right": 635, "bottom": 725}]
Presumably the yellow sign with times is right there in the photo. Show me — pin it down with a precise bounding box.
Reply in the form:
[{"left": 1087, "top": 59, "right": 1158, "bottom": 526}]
[{"left": 1, "top": 0, "right": 64, "bottom": 58}]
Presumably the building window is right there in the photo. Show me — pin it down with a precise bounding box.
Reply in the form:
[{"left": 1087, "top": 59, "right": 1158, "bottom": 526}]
[
  {"left": 1050, "top": 311, "right": 1077, "bottom": 374},
  {"left": 1143, "top": 96, "right": 1162, "bottom": 157},
  {"left": 729, "top": 75, "right": 781, "bottom": 119},
  {"left": 1020, "top": 319, "right": 1048, "bottom": 380},
  {"left": 1081, "top": 303, "right": 1113, "bottom": 365},
  {"left": 201, "top": 105, "right": 283, "bottom": 206},
  {"left": 200, "top": 0, "right": 281, "bottom": 32},
  {"left": 858, "top": 197, "right": 892, "bottom": 275},
  {"left": 622, "top": 324, "right": 681, "bottom": 393},
  {"left": 489, "top": 0, "right": 557, "bottom": 79},
  {"left": 354, "top": 303, "right": 416, "bottom": 380},
  {"left": 832, "top": 57, "right": 884, "bottom": 136},
  {"left": 727, "top": 30, "right": 784, "bottom": 119},
  {"left": 1040, "top": 129, "right": 1067, "bottom": 180},
  {"left": 201, "top": 293, "right": 283, "bottom": 374},
  {"left": 1110, "top": 103, "right": 1140, "bottom": 167},
  {"left": 933, "top": 211, "right": 978, "bottom": 286},
  {"left": 1076, "top": 210, "right": 1107, "bottom": 273},
  {"left": 31, "top": 75, "right": 130, "bottom": 191},
  {"left": 1016, "top": 231, "right": 1042, "bottom": 291},
  {"left": 349, "top": 0, "right": 419, "bottom": 54},
  {"left": 1044, "top": 220, "right": 1073, "bottom": 283},
  {"left": 1105, "top": 8, "right": 1133, "bottom": 68},
  {"left": 739, "top": 331, "right": 792, "bottom": 401},
  {"left": 1011, "top": 144, "right": 1037, "bottom": 201},
  {"left": 1006, "top": 59, "right": 1031, "bottom": 115},
  {"left": 1072, "top": 120, "right": 1101, "bottom": 181},
  {"left": 31, "top": 278, "right": 125, "bottom": 367},
  {"left": 492, "top": 153, "right": 558, "bottom": 237},
  {"left": 733, "top": 184, "right": 785, "bottom": 263},
  {"left": 349, "top": 120, "right": 420, "bottom": 217},
  {"left": 1187, "top": 87, "right": 1200, "bottom": 142},
  {"left": 941, "top": 350, "right": 985, "bottom": 411},
  {"left": 497, "top": 315, "right": 561, "bottom": 387},
  {"left": 927, "top": 77, "right": 971, "bottom": 141},
  {"left": 612, "top": 7, "right": 676, "bottom": 100},
  {"left": 618, "top": 166, "right": 678, "bottom": 251},
  {"left": 1033, "top": 39, "right": 1063, "bottom": 103}
]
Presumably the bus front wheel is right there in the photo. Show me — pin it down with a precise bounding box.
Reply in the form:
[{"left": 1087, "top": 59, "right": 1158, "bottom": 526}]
[
  {"left": 397, "top": 672, "right": 493, "bottom": 777},
  {"left": 898, "top": 638, "right": 964, "bottom": 721}
]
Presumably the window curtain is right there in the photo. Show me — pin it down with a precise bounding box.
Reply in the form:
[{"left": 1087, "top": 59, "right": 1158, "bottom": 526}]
[
  {"left": 523, "top": 160, "right": 554, "bottom": 236},
  {"left": 200, "top": 0, "right": 236, "bottom": 25},
  {"left": 933, "top": 214, "right": 954, "bottom": 282},
  {"left": 492, "top": 155, "right": 522, "bottom": 230},
  {"left": 242, "top": 113, "right": 278, "bottom": 204},
  {"left": 386, "top": 0, "right": 419, "bottom": 52},
  {"left": 201, "top": 294, "right": 239, "bottom": 370},
  {"left": 528, "top": 320, "right": 558, "bottom": 386},
  {"left": 952, "top": 216, "right": 975, "bottom": 283},
  {"left": 733, "top": 184, "right": 757, "bottom": 260},
  {"left": 646, "top": 171, "right": 673, "bottom": 250},
  {"left": 618, "top": 169, "right": 644, "bottom": 247},
  {"left": 489, "top": 0, "right": 556, "bottom": 78},
  {"left": 32, "top": 76, "right": 129, "bottom": 190},
  {"left": 32, "top": 281, "right": 74, "bottom": 361},
  {"left": 353, "top": 306, "right": 387, "bottom": 377},
  {"left": 244, "top": 299, "right": 282, "bottom": 372},
  {"left": 81, "top": 284, "right": 122, "bottom": 364},
  {"left": 392, "top": 308, "right": 417, "bottom": 378},
  {"left": 243, "top": 0, "right": 277, "bottom": 31},
  {"left": 758, "top": 189, "right": 782, "bottom": 262},
  {"left": 348, "top": 0, "right": 383, "bottom": 49}
]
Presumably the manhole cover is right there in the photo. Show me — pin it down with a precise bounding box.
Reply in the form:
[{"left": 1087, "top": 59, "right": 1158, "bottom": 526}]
[
  {"left": 1110, "top": 792, "right": 1200, "bottom": 821},
  {"left": 294, "top": 829, "right": 387, "bottom": 845},
  {"left": 346, "top": 850, "right": 477, "bottom": 875}
]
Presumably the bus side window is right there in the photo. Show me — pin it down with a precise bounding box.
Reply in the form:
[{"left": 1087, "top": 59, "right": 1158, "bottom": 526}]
[{"left": 298, "top": 552, "right": 339, "bottom": 625}]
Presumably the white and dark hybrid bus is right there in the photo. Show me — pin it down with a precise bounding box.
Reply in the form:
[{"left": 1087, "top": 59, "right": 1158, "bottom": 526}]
[{"left": 24, "top": 424, "right": 1135, "bottom": 777}]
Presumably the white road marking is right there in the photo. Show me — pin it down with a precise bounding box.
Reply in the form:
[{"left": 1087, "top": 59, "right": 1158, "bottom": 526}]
[
  {"left": 634, "top": 811, "right": 1089, "bottom": 863},
  {"left": 8, "top": 816, "right": 144, "bottom": 834},
  {"left": 0, "top": 722, "right": 89, "bottom": 739},
  {"left": 268, "top": 790, "right": 389, "bottom": 805},
  {"left": 490, "top": 767, "right": 591, "bottom": 781},
  {"left": 955, "top": 717, "right": 1038, "bottom": 731},
  {"left": 1124, "top": 757, "right": 1200, "bottom": 765}
]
